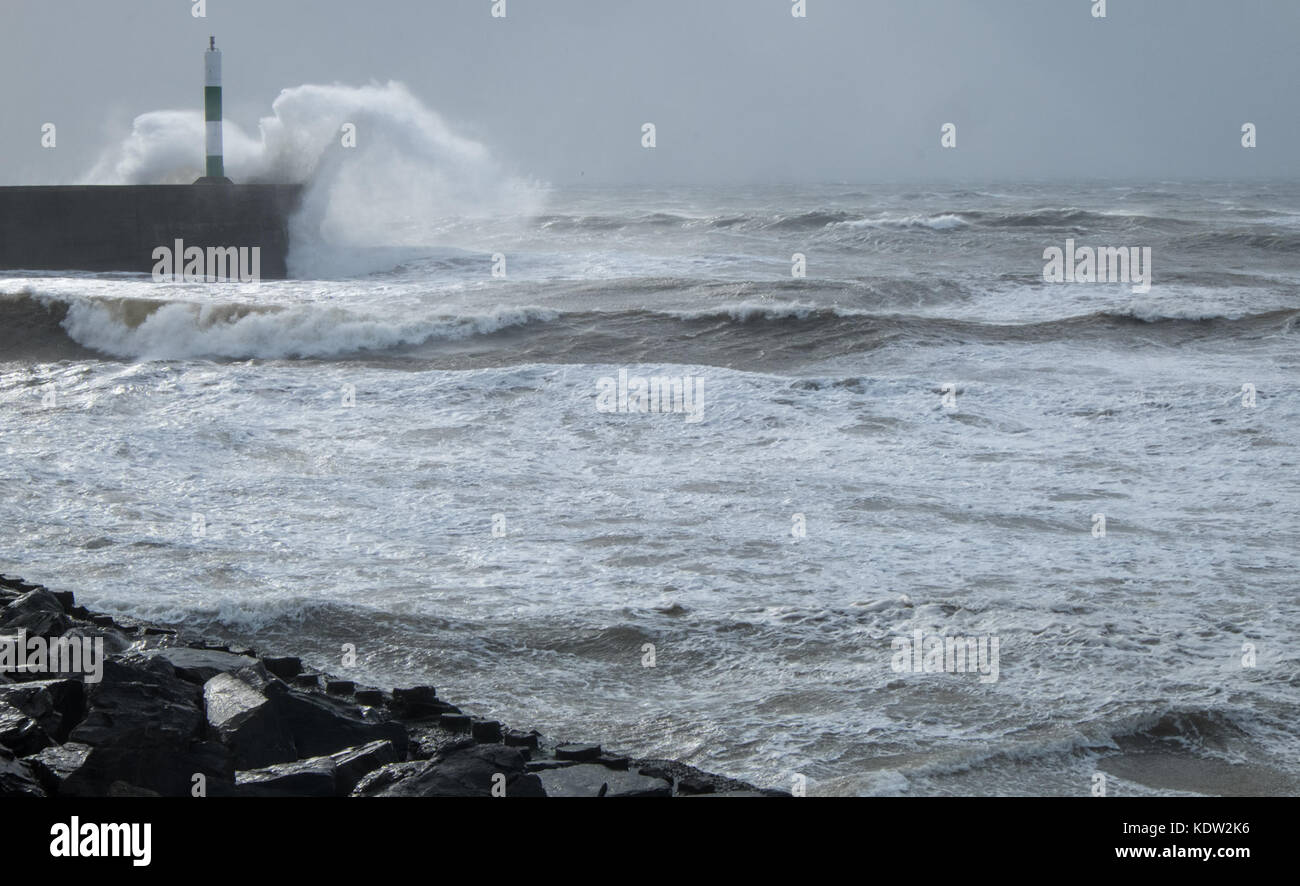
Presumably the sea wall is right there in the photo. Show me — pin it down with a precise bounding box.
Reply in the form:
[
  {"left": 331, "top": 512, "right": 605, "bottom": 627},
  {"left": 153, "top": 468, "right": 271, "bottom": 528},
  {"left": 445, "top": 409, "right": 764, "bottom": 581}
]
[{"left": 0, "top": 184, "right": 303, "bottom": 279}]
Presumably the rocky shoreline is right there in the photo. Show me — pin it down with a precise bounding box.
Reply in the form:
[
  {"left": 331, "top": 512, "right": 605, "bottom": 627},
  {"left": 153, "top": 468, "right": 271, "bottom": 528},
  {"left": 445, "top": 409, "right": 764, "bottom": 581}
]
[{"left": 0, "top": 573, "right": 781, "bottom": 797}]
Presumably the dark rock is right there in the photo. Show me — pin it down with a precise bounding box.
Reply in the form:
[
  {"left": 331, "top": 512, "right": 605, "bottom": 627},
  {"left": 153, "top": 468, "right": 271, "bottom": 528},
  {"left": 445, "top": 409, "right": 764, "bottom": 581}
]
[
  {"left": 26, "top": 742, "right": 92, "bottom": 795},
  {"left": 525, "top": 759, "right": 578, "bottom": 772},
  {"left": 272, "top": 685, "right": 408, "bottom": 760},
  {"left": 325, "top": 679, "right": 355, "bottom": 696},
  {"left": 329, "top": 740, "right": 399, "bottom": 795},
  {"left": 439, "top": 713, "right": 472, "bottom": 733},
  {"left": 371, "top": 745, "right": 544, "bottom": 797},
  {"left": 390, "top": 685, "right": 450, "bottom": 718},
  {"left": 350, "top": 760, "right": 427, "bottom": 796},
  {"left": 675, "top": 776, "right": 715, "bottom": 795},
  {"left": 107, "top": 782, "right": 162, "bottom": 797},
  {"left": 598, "top": 754, "right": 631, "bottom": 771},
  {"left": 90, "top": 615, "right": 117, "bottom": 629},
  {"left": 0, "top": 589, "right": 70, "bottom": 637},
  {"left": 64, "top": 658, "right": 231, "bottom": 796},
  {"left": 0, "top": 703, "right": 50, "bottom": 755},
  {"left": 262, "top": 656, "right": 301, "bottom": 680},
  {"left": 294, "top": 673, "right": 321, "bottom": 689},
  {"left": 51, "top": 591, "right": 75, "bottom": 611},
  {"left": 64, "top": 625, "right": 132, "bottom": 658},
  {"left": 504, "top": 730, "right": 539, "bottom": 749},
  {"left": 536, "top": 764, "right": 672, "bottom": 797},
  {"left": 392, "top": 686, "right": 438, "bottom": 706},
  {"left": 144, "top": 647, "right": 258, "bottom": 683},
  {"left": 472, "top": 719, "right": 502, "bottom": 744},
  {"left": 407, "top": 724, "right": 474, "bottom": 760},
  {"left": 630, "top": 758, "right": 765, "bottom": 794},
  {"left": 0, "top": 747, "right": 46, "bottom": 797},
  {"left": 236, "top": 757, "right": 337, "bottom": 797},
  {"left": 204, "top": 666, "right": 298, "bottom": 769},
  {"left": 354, "top": 689, "right": 387, "bottom": 706},
  {"left": 0, "top": 681, "right": 76, "bottom": 752},
  {"left": 555, "top": 743, "right": 602, "bottom": 762}
]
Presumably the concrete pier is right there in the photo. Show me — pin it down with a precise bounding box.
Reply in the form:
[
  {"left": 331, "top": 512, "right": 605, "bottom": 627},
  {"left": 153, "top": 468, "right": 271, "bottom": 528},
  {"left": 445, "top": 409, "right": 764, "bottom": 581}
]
[{"left": 0, "top": 184, "right": 304, "bottom": 279}]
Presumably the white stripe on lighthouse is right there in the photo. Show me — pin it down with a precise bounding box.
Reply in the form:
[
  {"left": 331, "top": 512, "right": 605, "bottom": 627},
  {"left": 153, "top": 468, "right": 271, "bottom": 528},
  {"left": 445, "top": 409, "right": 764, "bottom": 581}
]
[{"left": 206, "top": 121, "right": 223, "bottom": 157}]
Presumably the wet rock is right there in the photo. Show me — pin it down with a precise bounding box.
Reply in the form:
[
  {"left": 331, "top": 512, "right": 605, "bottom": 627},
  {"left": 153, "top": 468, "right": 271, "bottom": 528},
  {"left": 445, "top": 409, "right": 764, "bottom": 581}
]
[
  {"left": 329, "top": 740, "right": 399, "bottom": 795},
  {"left": 390, "top": 685, "right": 449, "bottom": 718},
  {"left": 675, "top": 776, "right": 715, "bottom": 795},
  {"left": 0, "top": 682, "right": 69, "bottom": 753},
  {"left": 204, "top": 666, "right": 298, "bottom": 769},
  {"left": 237, "top": 757, "right": 338, "bottom": 797},
  {"left": 504, "top": 730, "right": 540, "bottom": 749},
  {"left": 354, "top": 689, "right": 387, "bottom": 706},
  {"left": 64, "top": 624, "right": 133, "bottom": 658},
  {"left": 65, "top": 658, "right": 231, "bottom": 796},
  {"left": 26, "top": 741, "right": 92, "bottom": 796},
  {"left": 325, "top": 679, "right": 355, "bottom": 696},
  {"left": 439, "top": 713, "right": 472, "bottom": 733},
  {"left": 0, "top": 589, "right": 70, "bottom": 637},
  {"left": 0, "top": 703, "right": 50, "bottom": 755},
  {"left": 371, "top": 745, "right": 544, "bottom": 797},
  {"left": 408, "top": 724, "right": 474, "bottom": 760},
  {"left": 536, "top": 764, "right": 672, "bottom": 797},
  {"left": 51, "top": 591, "right": 75, "bottom": 611},
  {"left": 272, "top": 685, "right": 408, "bottom": 760},
  {"left": 261, "top": 656, "right": 302, "bottom": 680},
  {"left": 350, "top": 760, "right": 427, "bottom": 796},
  {"left": 145, "top": 647, "right": 258, "bottom": 684},
  {"left": 0, "top": 747, "right": 45, "bottom": 797},
  {"left": 555, "top": 743, "right": 602, "bottom": 762},
  {"left": 294, "top": 673, "right": 321, "bottom": 689},
  {"left": 472, "top": 720, "right": 502, "bottom": 743}
]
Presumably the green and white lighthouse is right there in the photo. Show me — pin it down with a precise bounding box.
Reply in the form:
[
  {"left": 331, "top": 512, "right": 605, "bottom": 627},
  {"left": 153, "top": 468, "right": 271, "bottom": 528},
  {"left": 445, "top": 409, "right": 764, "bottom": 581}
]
[{"left": 198, "top": 36, "right": 231, "bottom": 184}]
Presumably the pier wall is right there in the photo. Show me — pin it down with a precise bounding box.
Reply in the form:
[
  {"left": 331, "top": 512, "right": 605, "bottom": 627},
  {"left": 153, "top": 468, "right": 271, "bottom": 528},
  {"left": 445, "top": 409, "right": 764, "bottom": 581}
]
[{"left": 0, "top": 184, "right": 303, "bottom": 279}]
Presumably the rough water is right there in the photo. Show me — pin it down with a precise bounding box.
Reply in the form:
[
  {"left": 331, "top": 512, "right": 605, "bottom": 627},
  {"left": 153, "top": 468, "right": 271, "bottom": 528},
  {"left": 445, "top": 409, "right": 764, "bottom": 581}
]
[{"left": 3, "top": 175, "right": 1298, "bottom": 795}]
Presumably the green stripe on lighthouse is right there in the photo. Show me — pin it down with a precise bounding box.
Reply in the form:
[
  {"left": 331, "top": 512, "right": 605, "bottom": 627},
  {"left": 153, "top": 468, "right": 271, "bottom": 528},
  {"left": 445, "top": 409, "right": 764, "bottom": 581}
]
[{"left": 205, "top": 87, "right": 222, "bottom": 122}]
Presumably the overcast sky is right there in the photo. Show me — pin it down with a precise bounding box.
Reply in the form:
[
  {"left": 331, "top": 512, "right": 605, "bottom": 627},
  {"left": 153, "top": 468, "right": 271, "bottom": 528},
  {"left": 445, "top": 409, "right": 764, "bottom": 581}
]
[{"left": 1, "top": 0, "right": 1296, "bottom": 186}]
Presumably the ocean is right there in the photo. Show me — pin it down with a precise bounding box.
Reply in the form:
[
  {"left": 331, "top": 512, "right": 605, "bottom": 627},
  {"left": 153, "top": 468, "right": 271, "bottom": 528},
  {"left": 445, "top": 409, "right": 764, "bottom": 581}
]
[{"left": 3, "top": 178, "right": 1298, "bottom": 795}]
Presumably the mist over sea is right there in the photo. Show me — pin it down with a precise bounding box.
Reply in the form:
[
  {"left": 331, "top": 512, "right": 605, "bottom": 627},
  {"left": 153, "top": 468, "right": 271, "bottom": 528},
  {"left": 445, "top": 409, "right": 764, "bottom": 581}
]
[{"left": 3, "top": 86, "right": 1299, "bottom": 796}]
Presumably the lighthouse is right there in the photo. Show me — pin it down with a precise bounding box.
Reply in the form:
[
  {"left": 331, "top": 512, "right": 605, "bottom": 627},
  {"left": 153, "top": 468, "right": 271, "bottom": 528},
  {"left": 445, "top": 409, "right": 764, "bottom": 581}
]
[{"left": 197, "top": 36, "right": 232, "bottom": 184}]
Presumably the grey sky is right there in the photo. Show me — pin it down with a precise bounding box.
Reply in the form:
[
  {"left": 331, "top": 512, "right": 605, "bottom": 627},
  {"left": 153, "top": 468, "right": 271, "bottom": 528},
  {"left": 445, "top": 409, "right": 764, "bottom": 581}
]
[{"left": 1, "top": 0, "right": 1296, "bottom": 186}]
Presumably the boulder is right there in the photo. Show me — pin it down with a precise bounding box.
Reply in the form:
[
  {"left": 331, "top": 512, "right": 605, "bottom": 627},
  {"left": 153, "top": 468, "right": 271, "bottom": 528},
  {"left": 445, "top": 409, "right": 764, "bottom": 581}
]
[
  {"left": 0, "top": 682, "right": 69, "bottom": 753},
  {"left": 236, "top": 757, "right": 338, "bottom": 797},
  {"left": 536, "top": 764, "right": 672, "bottom": 797},
  {"left": 204, "top": 665, "right": 408, "bottom": 767},
  {"left": 555, "top": 743, "right": 602, "bottom": 762},
  {"left": 26, "top": 742, "right": 92, "bottom": 795},
  {"left": 145, "top": 647, "right": 258, "bottom": 684},
  {"left": 0, "top": 747, "right": 45, "bottom": 797},
  {"left": 472, "top": 720, "right": 503, "bottom": 744},
  {"left": 63, "top": 657, "right": 231, "bottom": 796},
  {"left": 371, "top": 745, "right": 544, "bottom": 797},
  {"left": 0, "top": 589, "right": 69, "bottom": 637},
  {"left": 329, "top": 740, "right": 400, "bottom": 795},
  {"left": 203, "top": 666, "right": 298, "bottom": 769},
  {"left": 350, "top": 760, "right": 427, "bottom": 797},
  {"left": 262, "top": 656, "right": 301, "bottom": 680}
]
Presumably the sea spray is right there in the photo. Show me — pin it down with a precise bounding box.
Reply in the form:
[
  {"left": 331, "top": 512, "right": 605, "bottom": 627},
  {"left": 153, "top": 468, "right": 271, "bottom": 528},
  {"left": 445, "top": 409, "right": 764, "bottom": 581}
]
[{"left": 84, "top": 82, "right": 544, "bottom": 277}]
